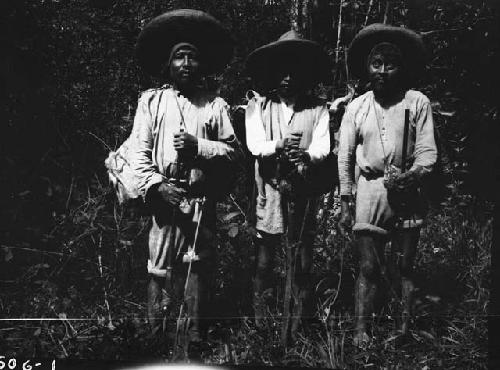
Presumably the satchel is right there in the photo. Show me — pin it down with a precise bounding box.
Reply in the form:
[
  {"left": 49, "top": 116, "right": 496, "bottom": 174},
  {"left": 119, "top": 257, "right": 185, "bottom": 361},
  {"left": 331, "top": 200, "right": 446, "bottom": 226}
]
[
  {"left": 299, "top": 152, "right": 339, "bottom": 197},
  {"left": 104, "top": 137, "right": 141, "bottom": 205}
]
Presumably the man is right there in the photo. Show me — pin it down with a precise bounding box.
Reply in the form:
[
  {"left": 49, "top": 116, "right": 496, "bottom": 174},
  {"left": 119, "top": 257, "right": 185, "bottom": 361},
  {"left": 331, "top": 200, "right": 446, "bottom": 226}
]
[
  {"left": 129, "top": 9, "right": 237, "bottom": 358},
  {"left": 337, "top": 24, "right": 437, "bottom": 346},
  {"left": 245, "top": 30, "right": 331, "bottom": 341}
]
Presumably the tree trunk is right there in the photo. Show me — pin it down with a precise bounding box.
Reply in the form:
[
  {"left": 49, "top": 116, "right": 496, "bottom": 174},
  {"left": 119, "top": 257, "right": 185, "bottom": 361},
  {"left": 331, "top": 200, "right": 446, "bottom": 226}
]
[
  {"left": 364, "top": 0, "right": 374, "bottom": 26},
  {"left": 302, "top": 0, "right": 311, "bottom": 37},
  {"left": 406, "top": 0, "right": 423, "bottom": 29},
  {"left": 383, "top": 0, "right": 390, "bottom": 24},
  {"left": 289, "top": 0, "right": 310, "bottom": 34},
  {"left": 335, "top": 0, "right": 343, "bottom": 64},
  {"left": 290, "top": 0, "right": 301, "bottom": 31}
]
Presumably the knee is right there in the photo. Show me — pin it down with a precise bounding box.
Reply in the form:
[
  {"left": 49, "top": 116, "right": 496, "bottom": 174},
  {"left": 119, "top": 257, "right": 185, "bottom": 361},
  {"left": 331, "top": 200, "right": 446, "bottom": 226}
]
[
  {"left": 256, "top": 253, "right": 273, "bottom": 272},
  {"left": 359, "top": 260, "right": 379, "bottom": 281},
  {"left": 255, "top": 236, "right": 276, "bottom": 272},
  {"left": 399, "top": 260, "right": 414, "bottom": 278},
  {"left": 294, "top": 271, "right": 312, "bottom": 289}
]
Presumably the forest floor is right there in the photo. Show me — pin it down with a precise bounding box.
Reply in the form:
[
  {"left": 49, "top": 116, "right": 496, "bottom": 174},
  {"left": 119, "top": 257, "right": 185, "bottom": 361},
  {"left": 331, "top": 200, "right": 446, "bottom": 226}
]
[{"left": 0, "top": 190, "right": 490, "bottom": 369}]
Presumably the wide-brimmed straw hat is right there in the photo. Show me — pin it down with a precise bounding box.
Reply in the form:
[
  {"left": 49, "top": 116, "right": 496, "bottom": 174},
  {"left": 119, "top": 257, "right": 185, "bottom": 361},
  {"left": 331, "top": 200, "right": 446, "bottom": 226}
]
[
  {"left": 246, "top": 30, "right": 331, "bottom": 85},
  {"left": 136, "top": 9, "right": 233, "bottom": 76},
  {"left": 347, "top": 23, "right": 426, "bottom": 81}
]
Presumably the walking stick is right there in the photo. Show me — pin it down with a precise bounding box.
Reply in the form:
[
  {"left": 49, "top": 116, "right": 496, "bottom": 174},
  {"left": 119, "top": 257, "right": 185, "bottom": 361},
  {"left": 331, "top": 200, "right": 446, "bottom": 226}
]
[
  {"left": 281, "top": 187, "right": 293, "bottom": 346},
  {"left": 162, "top": 215, "right": 176, "bottom": 329},
  {"left": 280, "top": 138, "right": 312, "bottom": 345},
  {"left": 402, "top": 109, "right": 410, "bottom": 176},
  {"left": 162, "top": 94, "right": 188, "bottom": 333},
  {"left": 174, "top": 196, "right": 206, "bottom": 358},
  {"left": 281, "top": 197, "right": 311, "bottom": 345},
  {"left": 161, "top": 126, "right": 186, "bottom": 334},
  {"left": 397, "top": 108, "right": 411, "bottom": 332}
]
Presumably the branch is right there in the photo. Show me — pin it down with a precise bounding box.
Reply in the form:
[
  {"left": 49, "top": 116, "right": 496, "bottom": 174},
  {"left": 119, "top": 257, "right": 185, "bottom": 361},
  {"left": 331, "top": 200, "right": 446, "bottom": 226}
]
[
  {"left": 383, "top": 0, "right": 390, "bottom": 24},
  {"left": 290, "top": 0, "right": 300, "bottom": 31},
  {"left": 364, "top": 0, "right": 374, "bottom": 26},
  {"left": 420, "top": 17, "right": 494, "bottom": 36},
  {"left": 335, "top": 0, "right": 343, "bottom": 64},
  {"left": 229, "top": 193, "right": 247, "bottom": 222},
  {"left": 97, "top": 234, "right": 115, "bottom": 330}
]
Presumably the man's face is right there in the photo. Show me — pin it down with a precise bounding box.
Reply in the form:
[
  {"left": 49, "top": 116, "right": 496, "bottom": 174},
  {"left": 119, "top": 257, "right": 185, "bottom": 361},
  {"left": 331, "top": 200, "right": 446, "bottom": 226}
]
[
  {"left": 169, "top": 47, "right": 201, "bottom": 88},
  {"left": 368, "top": 51, "right": 403, "bottom": 96},
  {"left": 276, "top": 67, "right": 304, "bottom": 99}
]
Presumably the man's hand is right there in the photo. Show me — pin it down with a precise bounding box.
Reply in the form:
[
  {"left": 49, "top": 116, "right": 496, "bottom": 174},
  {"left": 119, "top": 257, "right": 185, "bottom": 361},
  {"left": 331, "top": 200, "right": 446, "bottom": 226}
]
[
  {"left": 338, "top": 195, "right": 354, "bottom": 238},
  {"left": 276, "top": 132, "right": 302, "bottom": 153},
  {"left": 173, "top": 131, "right": 198, "bottom": 152},
  {"left": 157, "top": 182, "right": 186, "bottom": 207},
  {"left": 384, "top": 169, "right": 421, "bottom": 192},
  {"left": 286, "top": 132, "right": 302, "bottom": 149},
  {"left": 286, "top": 148, "right": 311, "bottom": 166}
]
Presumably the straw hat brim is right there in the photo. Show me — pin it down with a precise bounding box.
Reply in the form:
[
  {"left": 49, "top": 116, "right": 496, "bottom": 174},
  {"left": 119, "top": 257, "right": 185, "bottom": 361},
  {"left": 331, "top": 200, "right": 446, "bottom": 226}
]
[
  {"left": 246, "top": 39, "right": 331, "bottom": 84},
  {"left": 136, "top": 9, "right": 233, "bottom": 76},
  {"left": 347, "top": 23, "right": 427, "bottom": 80}
]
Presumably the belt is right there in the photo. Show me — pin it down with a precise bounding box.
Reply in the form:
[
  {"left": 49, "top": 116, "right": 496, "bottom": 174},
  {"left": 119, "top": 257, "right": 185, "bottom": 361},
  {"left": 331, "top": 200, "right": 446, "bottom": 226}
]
[{"left": 360, "top": 171, "right": 384, "bottom": 181}]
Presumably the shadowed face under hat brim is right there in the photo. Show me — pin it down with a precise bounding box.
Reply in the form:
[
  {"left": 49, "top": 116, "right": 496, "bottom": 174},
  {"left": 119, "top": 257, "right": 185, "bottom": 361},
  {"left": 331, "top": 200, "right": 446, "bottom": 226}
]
[
  {"left": 136, "top": 9, "right": 234, "bottom": 76},
  {"left": 246, "top": 39, "right": 331, "bottom": 84},
  {"left": 347, "top": 23, "right": 427, "bottom": 81}
]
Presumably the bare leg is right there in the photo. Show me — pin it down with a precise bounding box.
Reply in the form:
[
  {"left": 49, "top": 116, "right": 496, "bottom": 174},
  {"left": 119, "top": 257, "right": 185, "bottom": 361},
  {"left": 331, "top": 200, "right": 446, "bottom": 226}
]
[
  {"left": 289, "top": 199, "right": 317, "bottom": 339},
  {"left": 254, "top": 233, "right": 277, "bottom": 327},
  {"left": 290, "top": 237, "right": 313, "bottom": 339},
  {"left": 147, "top": 275, "right": 164, "bottom": 334},
  {"left": 354, "top": 232, "right": 386, "bottom": 346},
  {"left": 391, "top": 228, "right": 419, "bottom": 335}
]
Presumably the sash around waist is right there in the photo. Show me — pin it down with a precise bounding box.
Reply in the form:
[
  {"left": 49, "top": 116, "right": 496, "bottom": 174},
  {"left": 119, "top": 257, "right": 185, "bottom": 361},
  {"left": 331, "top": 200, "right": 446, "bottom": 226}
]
[{"left": 360, "top": 170, "right": 384, "bottom": 181}]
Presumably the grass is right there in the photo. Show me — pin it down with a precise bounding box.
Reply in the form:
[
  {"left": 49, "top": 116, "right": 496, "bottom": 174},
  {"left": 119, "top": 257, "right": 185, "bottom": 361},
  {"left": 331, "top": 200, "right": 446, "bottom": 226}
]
[{"left": 0, "top": 182, "right": 491, "bottom": 369}]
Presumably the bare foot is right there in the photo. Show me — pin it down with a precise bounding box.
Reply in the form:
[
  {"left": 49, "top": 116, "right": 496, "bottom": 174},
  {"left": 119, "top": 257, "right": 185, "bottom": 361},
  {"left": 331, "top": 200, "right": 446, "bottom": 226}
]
[
  {"left": 401, "top": 278, "right": 415, "bottom": 335},
  {"left": 253, "top": 293, "right": 265, "bottom": 328},
  {"left": 353, "top": 331, "right": 371, "bottom": 347},
  {"left": 401, "top": 311, "right": 410, "bottom": 335}
]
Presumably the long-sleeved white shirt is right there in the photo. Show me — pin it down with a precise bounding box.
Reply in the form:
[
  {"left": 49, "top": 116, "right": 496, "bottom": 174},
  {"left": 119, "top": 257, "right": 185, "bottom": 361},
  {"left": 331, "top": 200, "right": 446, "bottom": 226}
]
[
  {"left": 128, "top": 87, "right": 237, "bottom": 198},
  {"left": 338, "top": 90, "right": 437, "bottom": 196},
  {"left": 245, "top": 97, "right": 330, "bottom": 163}
]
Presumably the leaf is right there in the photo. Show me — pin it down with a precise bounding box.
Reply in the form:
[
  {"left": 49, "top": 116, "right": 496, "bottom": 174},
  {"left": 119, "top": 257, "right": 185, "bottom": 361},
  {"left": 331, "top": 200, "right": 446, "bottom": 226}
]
[
  {"left": 2, "top": 246, "right": 13, "bottom": 262},
  {"left": 34, "top": 328, "right": 42, "bottom": 336},
  {"left": 418, "top": 330, "right": 435, "bottom": 341},
  {"left": 437, "top": 110, "right": 456, "bottom": 117},
  {"left": 384, "top": 335, "right": 398, "bottom": 344},
  {"left": 228, "top": 226, "right": 239, "bottom": 238},
  {"left": 444, "top": 336, "right": 460, "bottom": 344},
  {"left": 425, "top": 295, "right": 441, "bottom": 303},
  {"left": 221, "top": 211, "right": 241, "bottom": 222}
]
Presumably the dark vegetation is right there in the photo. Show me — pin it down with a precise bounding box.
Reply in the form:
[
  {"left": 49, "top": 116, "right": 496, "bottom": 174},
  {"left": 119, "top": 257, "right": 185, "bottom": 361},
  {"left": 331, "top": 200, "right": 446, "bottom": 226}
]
[{"left": 0, "top": 0, "right": 498, "bottom": 368}]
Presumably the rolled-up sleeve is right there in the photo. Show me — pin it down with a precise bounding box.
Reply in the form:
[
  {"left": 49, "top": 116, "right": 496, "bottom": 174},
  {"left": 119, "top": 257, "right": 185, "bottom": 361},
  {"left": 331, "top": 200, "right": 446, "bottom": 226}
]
[
  {"left": 307, "top": 107, "right": 330, "bottom": 163},
  {"left": 245, "top": 98, "right": 278, "bottom": 157},
  {"left": 411, "top": 99, "right": 437, "bottom": 175},
  {"left": 197, "top": 100, "right": 237, "bottom": 159},
  {"left": 337, "top": 104, "right": 357, "bottom": 196},
  {"left": 129, "top": 93, "right": 165, "bottom": 199}
]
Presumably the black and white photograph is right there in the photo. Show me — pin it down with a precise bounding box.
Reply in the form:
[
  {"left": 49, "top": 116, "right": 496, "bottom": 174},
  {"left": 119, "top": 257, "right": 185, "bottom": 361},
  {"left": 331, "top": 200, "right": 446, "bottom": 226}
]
[{"left": 1, "top": 0, "right": 498, "bottom": 369}]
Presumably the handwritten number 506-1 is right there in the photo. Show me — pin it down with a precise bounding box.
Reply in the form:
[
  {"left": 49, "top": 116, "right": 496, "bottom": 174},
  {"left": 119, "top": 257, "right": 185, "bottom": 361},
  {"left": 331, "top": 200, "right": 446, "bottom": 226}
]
[{"left": 0, "top": 357, "right": 55, "bottom": 370}]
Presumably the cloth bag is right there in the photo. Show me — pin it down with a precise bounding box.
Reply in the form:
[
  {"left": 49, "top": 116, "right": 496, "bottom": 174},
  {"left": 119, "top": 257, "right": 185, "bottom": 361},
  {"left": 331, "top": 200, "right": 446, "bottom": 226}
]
[{"left": 104, "top": 137, "right": 141, "bottom": 204}]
